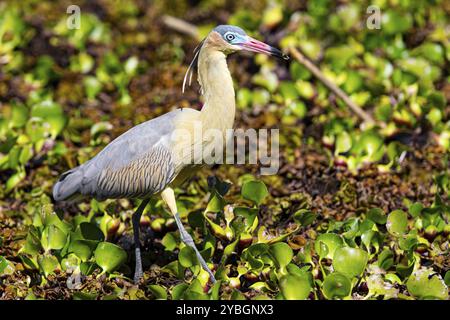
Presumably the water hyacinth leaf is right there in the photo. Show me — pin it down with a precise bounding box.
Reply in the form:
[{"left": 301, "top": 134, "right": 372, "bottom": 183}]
[
  {"left": 234, "top": 207, "right": 259, "bottom": 230},
  {"left": 406, "top": 269, "right": 448, "bottom": 300},
  {"left": 37, "top": 255, "right": 59, "bottom": 277},
  {"left": 30, "top": 100, "right": 67, "bottom": 138},
  {"left": 269, "top": 242, "right": 293, "bottom": 270},
  {"left": 69, "top": 239, "right": 98, "bottom": 262},
  {"left": 73, "top": 292, "right": 98, "bottom": 300},
  {"left": 409, "top": 203, "right": 423, "bottom": 218},
  {"left": 444, "top": 271, "right": 450, "bottom": 287},
  {"left": 184, "top": 279, "right": 209, "bottom": 300},
  {"left": 382, "top": 10, "right": 412, "bottom": 34},
  {"left": 21, "top": 228, "right": 42, "bottom": 256},
  {"left": 367, "top": 208, "right": 387, "bottom": 224},
  {"left": 78, "top": 222, "right": 105, "bottom": 241},
  {"left": 293, "top": 209, "right": 317, "bottom": 226},
  {"left": 84, "top": 76, "right": 102, "bottom": 100},
  {"left": 179, "top": 246, "right": 198, "bottom": 268},
  {"left": 206, "top": 192, "right": 226, "bottom": 213},
  {"left": 377, "top": 249, "right": 394, "bottom": 270},
  {"left": 171, "top": 283, "right": 189, "bottom": 300},
  {"left": 90, "top": 121, "right": 113, "bottom": 141},
  {"left": 386, "top": 210, "right": 408, "bottom": 236},
  {"left": 124, "top": 56, "right": 139, "bottom": 75},
  {"left": 0, "top": 256, "right": 15, "bottom": 275},
  {"left": 80, "top": 261, "right": 97, "bottom": 275},
  {"left": 361, "top": 230, "right": 377, "bottom": 252},
  {"left": 162, "top": 232, "right": 178, "bottom": 251},
  {"left": 41, "top": 225, "right": 67, "bottom": 251},
  {"left": 11, "top": 103, "right": 28, "bottom": 128},
  {"left": 342, "top": 218, "right": 360, "bottom": 239},
  {"left": 279, "top": 82, "right": 299, "bottom": 104},
  {"left": 231, "top": 290, "right": 246, "bottom": 300},
  {"left": 398, "top": 235, "right": 418, "bottom": 251},
  {"left": 295, "top": 80, "right": 315, "bottom": 99},
  {"left": 314, "top": 233, "right": 343, "bottom": 259},
  {"left": 334, "top": 131, "right": 352, "bottom": 155},
  {"left": 5, "top": 169, "right": 25, "bottom": 193},
  {"left": 322, "top": 272, "right": 352, "bottom": 299},
  {"left": 367, "top": 274, "right": 399, "bottom": 299},
  {"left": 148, "top": 284, "right": 167, "bottom": 300},
  {"left": 241, "top": 180, "right": 269, "bottom": 205},
  {"left": 333, "top": 247, "right": 368, "bottom": 278},
  {"left": 94, "top": 242, "right": 127, "bottom": 273},
  {"left": 279, "top": 273, "right": 311, "bottom": 300}
]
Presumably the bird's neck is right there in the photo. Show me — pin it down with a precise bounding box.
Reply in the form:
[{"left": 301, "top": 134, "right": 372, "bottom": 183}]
[{"left": 198, "top": 47, "right": 236, "bottom": 133}]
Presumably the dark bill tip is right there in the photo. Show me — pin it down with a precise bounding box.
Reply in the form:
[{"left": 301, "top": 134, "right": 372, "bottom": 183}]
[{"left": 270, "top": 46, "right": 290, "bottom": 60}]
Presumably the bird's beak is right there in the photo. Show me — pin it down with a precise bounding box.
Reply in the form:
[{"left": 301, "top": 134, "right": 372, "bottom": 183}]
[{"left": 240, "top": 36, "right": 289, "bottom": 60}]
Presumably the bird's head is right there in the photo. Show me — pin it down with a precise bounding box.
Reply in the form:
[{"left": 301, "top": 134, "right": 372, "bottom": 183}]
[
  {"left": 183, "top": 25, "right": 288, "bottom": 93},
  {"left": 208, "top": 25, "right": 289, "bottom": 60}
]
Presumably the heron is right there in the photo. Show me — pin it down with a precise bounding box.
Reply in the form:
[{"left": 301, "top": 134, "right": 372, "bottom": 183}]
[{"left": 53, "top": 25, "right": 287, "bottom": 283}]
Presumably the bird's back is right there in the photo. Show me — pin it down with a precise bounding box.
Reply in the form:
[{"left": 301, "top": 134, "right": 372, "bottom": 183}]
[{"left": 53, "top": 108, "right": 200, "bottom": 201}]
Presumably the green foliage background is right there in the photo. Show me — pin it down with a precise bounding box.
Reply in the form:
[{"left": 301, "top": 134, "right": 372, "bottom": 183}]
[{"left": 0, "top": 0, "right": 449, "bottom": 300}]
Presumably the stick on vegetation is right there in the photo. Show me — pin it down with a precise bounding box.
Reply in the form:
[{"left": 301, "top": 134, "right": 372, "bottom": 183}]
[{"left": 289, "top": 47, "right": 379, "bottom": 126}]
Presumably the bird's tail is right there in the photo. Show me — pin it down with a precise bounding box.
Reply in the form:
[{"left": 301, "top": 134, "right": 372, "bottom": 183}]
[{"left": 53, "top": 167, "right": 83, "bottom": 201}]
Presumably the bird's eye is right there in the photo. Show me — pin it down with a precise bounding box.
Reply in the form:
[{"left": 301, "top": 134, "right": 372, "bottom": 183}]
[{"left": 224, "top": 32, "right": 236, "bottom": 42}]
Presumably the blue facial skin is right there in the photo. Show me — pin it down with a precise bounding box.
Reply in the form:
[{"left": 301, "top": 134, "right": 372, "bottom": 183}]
[
  {"left": 222, "top": 31, "right": 248, "bottom": 45},
  {"left": 213, "top": 25, "right": 248, "bottom": 45}
]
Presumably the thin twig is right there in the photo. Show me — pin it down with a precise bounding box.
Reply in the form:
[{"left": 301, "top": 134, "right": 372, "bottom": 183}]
[
  {"left": 161, "top": 15, "right": 200, "bottom": 40},
  {"left": 289, "top": 47, "right": 380, "bottom": 127}
]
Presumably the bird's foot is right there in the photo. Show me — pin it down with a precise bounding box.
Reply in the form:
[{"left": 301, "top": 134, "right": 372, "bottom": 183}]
[{"left": 174, "top": 213, "right": 216, "bottom": 283}]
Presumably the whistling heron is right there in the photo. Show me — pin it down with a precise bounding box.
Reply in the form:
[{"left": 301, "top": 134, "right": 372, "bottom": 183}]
[{"left": 53, "top": 25, "right": 287, "bottom": 283}]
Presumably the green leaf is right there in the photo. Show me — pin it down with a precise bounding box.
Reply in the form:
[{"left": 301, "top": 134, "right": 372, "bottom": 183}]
[
  {"left": 77, "top": 222, "right": 105, "bottom": 241},
  {"left": 69, "top": 239, "right": 98, "bottom": 262},
  {"left": 241, "top": 180, "right": 269, "bottom": 205},
  {"left": 178, "top": 246, "right": 198, "bottom": 268},
  {"left": 0, "top": 256, "right": 14, "bottom": 275},
  {"left": 334, "top": 131, "right": 352, "bottom": 155},
  {"left": 21, "top": 228, "right": 42, "bottom": 256},
  {"left": 314, "top": 233, "right": 343, "bottom": 259},
  {"left": 386, "top": 210, "right": 408, "bottom": 236},
  {"left": 444, "top": 271, "right": 450, "bottom": 287},
  {"left": 162, "top": 232, "right": 178, "bottom": 251},
  {"left": 206, "top": 192, "right": 226, "bottom": 213},
  {"left": 333, "top": 247, "right": 368, "bottom": 278},
  {"left": 5, "top": 169, "right": 25, "bottom": 193},
  {"left": 279, "top": 273, "right": 311, "bottom": 300},
  {"left": 406, "top": 269, "right": 448, "bottom": 300},
  {"left": 377, "top": 249, "right": 394, "bottom": 270},
  {"left": 269, "top": 242, "right": 293, "bottom": 270},
  {"left": 94, "top": 242, "right": 127, "bottom": 273},
  {"left": 37, "top": 255, "right": 59, "bottom": 277},
  {"left": 147, "top": 284, "right": 167, "bottom": 300},
  {"left": 171, "top": 283, "right": 189, "bottom": 300},
  {"left": 293, "top": 209, "right": 317, "bottom": 226},
  {"left": 323, "top": 272, "right": 352, "bottom": 299},
  {"left": 367, "top": 208, "right": 387, "bottom": 224},
  {"left": 41, "top": 225, "right": 67, "bottom": 251}
]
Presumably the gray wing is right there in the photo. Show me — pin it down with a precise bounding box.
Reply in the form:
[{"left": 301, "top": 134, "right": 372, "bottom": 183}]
[{"left": 77, "top": 111, "right": 178, "bottom": 200}]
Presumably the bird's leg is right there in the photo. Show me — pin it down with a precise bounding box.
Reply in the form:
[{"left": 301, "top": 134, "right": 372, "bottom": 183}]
[
  {"left": 131, "top": 198, "right": 150, "bottom": 283},
  {"left": 161, "top": 188, "right": 216, "bottom": 283}
]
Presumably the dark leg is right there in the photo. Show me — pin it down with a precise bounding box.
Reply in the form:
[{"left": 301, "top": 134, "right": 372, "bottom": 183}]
[{"left": 132, "top": 198, "right": 150, "bottom": 283}]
